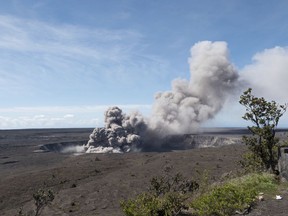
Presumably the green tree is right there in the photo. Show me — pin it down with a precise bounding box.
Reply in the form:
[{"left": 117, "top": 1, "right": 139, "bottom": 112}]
[{"left": 239, "top": 88, "right": 287, "bottom": 172}]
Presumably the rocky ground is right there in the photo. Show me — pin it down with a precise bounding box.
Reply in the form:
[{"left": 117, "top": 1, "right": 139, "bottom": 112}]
[{"left": 0, "top": 128, "right": 288, "bottom": 216}]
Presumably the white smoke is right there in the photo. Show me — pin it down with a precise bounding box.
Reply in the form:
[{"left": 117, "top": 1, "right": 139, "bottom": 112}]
[
  {"left": 85, "top": 41, "right": 240, "bottom": 153},
  {"left": 149, "top": 41, "right": 239, "bottom": 135}
]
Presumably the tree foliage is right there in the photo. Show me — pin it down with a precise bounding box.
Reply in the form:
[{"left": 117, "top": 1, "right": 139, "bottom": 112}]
[{"left": 239, "top": 88, "right": 287, "bottom": 172}]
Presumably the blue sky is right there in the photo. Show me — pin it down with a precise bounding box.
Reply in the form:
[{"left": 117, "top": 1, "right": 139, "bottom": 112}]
[{"left": 0, "top": 0, "right": 288, "bottom": 129}]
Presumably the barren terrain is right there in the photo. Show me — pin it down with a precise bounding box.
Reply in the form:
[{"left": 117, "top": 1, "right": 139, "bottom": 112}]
[{"left": 0, "top": 128, "right": 288, "bottom": 216}]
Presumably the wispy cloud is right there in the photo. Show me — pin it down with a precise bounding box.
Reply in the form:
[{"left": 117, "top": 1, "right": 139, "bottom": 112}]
[
  {"left": 0, "top": 15, "right": 169, "bottom": 99},
  {"left": 0, "top": 14, "right": 141, "bottom": 58},
  {"left": 0, "top": 114, "right": 95, "bottom": 129},
  {"left": 0, "top": 104, "right": 151, "bottom": 113},
  {"left": 0, "top": 104, "right": 152, "bottom": 129}
]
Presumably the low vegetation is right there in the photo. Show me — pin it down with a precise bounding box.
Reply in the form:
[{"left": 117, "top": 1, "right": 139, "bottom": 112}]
[
  {"left": 191, "top": 172, "right": 278, "bottom": 216},
  {"left": 120, "top": 172, "right": 199, "bottom": 216},
  {"left": 120, "top": 171, "right": 279, "bottom": 216}
]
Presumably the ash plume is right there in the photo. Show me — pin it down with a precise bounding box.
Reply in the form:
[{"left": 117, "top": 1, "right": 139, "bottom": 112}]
[
  {"left": 85, "top": 106, "right": 148, "bottom": 153},
  {"left": 86, "top": 41, "right": 240, "bottom": 153},
  {"left": 149, "top": 41, "right": 239, "bottom": 136}
]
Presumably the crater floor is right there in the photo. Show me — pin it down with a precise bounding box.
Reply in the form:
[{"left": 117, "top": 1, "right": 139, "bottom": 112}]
[{"left": 0, "top": 128, "right": 287, "bottom": 216}]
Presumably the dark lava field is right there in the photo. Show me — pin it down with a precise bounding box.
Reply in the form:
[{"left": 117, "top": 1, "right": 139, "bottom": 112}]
[{"left": 1, "top": 128, "right": 288, "bottom": 216}]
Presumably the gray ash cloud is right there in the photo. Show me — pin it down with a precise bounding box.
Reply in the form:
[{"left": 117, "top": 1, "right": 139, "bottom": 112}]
[
  {"left": 85, "top": 41, "right": 240, "bottom": 153},
  {"left": 85, "top": 106, "right": 148, "bottom": 153}
]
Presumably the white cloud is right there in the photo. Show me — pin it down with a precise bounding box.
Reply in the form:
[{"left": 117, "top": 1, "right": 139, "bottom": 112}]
[
  {"left": 0, "top": 104, "right": 151, "bottom": 114},
  {"left": 240, "top": 46, "right": 288, "bottom": 103},
  {"left": 64, "top": 114, "right": 74, "bottom": 118},
  {"left": 0, "top": 104, "right": 152, "bottom": 129},
  {"left": 0, "top": 15, "right": 169, "bottom": 96},
  {"left": 0, "top": 14, "right": 141, "bottom": 58}
]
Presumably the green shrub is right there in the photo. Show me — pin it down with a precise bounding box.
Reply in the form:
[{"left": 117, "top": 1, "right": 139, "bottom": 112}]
[
  {"left": 120, "top": 192, "right": 188, "bottom": 216},
  {"left": 191, "top": 183, "right": 256, "bottom": 216},
  {"left": 239, "top": 151, "right": 266, "bottom": 173},
  {"left": 33, "top": 189, "right": 55, "bottom": 216},
  {"left": 234, "top": 172, "right": 277, "bottom": 191},
  {"left": 120, "top": 173, "right": 199, "bottom": 216},
  {"left": 191, "top": 173, "right": 277, "bottom": 216},
  {"left": 19, "top": 188, "right": 55, "bottom": 216}
]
